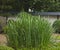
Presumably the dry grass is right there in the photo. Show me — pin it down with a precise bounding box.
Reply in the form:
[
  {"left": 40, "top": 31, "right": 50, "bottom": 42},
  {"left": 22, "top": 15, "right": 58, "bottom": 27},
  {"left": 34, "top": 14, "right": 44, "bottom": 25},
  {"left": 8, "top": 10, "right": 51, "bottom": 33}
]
[
  {"left": 0, "top": 34, "right": 7, "bottom": 45},
  {"left": 52, "top": 33, "right": 60, "bottom": 39}
]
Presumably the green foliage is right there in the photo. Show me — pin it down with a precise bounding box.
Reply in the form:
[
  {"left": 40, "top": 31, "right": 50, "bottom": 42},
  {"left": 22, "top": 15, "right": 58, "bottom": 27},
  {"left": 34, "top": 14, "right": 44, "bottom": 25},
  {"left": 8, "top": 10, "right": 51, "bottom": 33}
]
[
  {"left": 0, "top": 45, "right": 14, "bottom": 50},
  {"left": 53, "top": 20, "right": 60, "bottom": 33},
  {"left": 6, "top": 12, "right": 52, "bottom": 50},
  {"left": 0, "top": 0, "right": 35, "bottom": 12},
  {"left": 1, "top": 0, "right": 60, "bottom": 12},
  {"left": 33, "top": 0, "right": 60, "bottom": 12}
]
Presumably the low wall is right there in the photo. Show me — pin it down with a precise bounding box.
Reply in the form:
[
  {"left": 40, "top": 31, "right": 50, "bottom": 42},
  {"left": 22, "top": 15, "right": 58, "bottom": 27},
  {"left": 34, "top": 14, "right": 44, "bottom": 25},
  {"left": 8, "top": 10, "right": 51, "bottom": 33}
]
[
  {"left": 0, "top": 16, "right": 6, "bottom": 28},
  {"left": 41, "top": 16, "right": 58, "bottom": 25},
  {"left": 0, "top": 16, "right": 60, "bottom": 28},
  {"left": 8, "top": 16, "right": 60, "bottom": 25}
]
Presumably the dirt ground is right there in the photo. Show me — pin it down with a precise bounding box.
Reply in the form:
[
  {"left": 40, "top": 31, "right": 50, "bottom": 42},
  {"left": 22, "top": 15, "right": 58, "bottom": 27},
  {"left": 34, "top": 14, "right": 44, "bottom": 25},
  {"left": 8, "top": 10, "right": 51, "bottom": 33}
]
[{"left": 0, "top": 34, "right": 7, "bottom": 45}]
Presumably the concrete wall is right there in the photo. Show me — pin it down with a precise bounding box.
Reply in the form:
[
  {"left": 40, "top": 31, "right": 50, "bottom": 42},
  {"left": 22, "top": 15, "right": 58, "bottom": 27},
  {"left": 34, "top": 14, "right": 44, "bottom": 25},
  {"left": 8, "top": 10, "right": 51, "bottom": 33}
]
[
  {"left": 0, "top": 16, "right": 60, "bottom": 28},
  {"left": 40, "top": 16, "right": 60, "bottom": 25},
  {"left": 8, "top": 16, "right": 60, "bottom": 25},
  {"left": 8, "top": 16, "right": 60, "bottom": 24}
]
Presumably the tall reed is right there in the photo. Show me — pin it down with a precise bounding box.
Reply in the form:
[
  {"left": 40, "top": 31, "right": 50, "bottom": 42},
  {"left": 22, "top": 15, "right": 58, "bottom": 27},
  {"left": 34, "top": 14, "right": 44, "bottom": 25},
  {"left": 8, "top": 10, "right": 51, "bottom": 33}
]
[{"left": 6, "top": 12, "right": 53, "bottom": 50}]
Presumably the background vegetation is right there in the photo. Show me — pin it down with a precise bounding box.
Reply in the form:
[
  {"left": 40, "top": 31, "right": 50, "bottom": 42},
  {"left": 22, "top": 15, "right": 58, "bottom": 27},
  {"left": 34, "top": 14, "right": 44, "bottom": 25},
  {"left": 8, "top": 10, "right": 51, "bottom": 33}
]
[
  {"left": 0, "top": 0, "right": 60, "bottom": 12},
  {"left": 53, "top": 20, "right": 60, "bottom": 33}
]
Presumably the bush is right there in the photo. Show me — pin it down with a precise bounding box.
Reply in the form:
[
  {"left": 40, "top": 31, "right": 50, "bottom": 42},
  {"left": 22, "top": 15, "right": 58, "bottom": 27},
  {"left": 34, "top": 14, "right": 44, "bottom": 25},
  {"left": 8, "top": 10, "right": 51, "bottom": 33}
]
[
  {"left": 0, "top": 45, "right": 14, "bottom": 50},
  {"left": 6, "top": 12, "right": 53, "bottom": 50},
  {"left": 53, "top": 20, "right": 60, "bottom": 33}
]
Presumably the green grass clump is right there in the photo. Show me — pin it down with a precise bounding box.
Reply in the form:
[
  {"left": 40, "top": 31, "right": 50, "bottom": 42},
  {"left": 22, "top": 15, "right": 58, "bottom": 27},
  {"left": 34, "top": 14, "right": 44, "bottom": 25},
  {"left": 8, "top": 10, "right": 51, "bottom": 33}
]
[
  {"left": 0, "top": 45, "right": 14, "bottom": 50},
  {"left": 53, "top": 20, "right": 60, "bottom": 33},
  {"left": 6, "top": 12, "right": 53, "bottom": 50}
]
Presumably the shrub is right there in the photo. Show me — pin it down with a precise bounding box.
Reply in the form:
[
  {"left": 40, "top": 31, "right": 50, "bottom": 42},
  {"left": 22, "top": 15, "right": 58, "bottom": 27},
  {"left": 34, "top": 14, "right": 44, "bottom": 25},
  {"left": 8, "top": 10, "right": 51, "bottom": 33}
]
[
  {"left": 0, "top": 45, "right": 14, "bottom": 50},
  {"left": 6, "top": 12, "right": 53, "bottom": 50},
  {"left": 53, "top": 20, "right": 60, "bottom": 33}
]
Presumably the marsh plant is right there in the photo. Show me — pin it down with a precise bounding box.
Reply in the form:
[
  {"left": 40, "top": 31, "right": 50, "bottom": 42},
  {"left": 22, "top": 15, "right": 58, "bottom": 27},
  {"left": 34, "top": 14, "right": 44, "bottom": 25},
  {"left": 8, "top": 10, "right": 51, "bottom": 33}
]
[{"left": 6, "top": 12, "right": 53, "bottom": 50}]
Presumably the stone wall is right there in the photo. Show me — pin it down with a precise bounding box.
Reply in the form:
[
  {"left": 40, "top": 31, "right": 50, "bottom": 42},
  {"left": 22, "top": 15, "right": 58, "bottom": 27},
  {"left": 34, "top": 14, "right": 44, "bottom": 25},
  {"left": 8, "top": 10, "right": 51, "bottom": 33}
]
[{"left": 0, "top": 16, "right": 6, "bottom": 28}]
